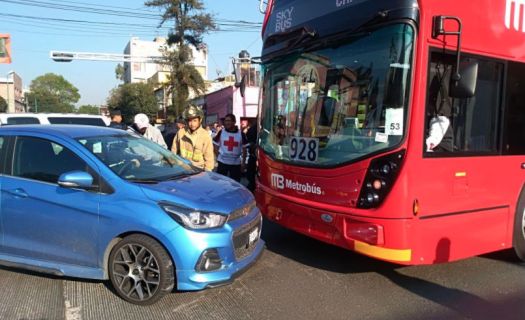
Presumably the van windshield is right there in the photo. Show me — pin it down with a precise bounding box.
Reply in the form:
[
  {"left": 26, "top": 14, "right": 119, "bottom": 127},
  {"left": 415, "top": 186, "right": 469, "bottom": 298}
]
[
  {"left": 48, "top": 117, "right": 107, "bottom": 126},
  {"left": 6, "top": 117, "right": 41, "bottom": 125}
]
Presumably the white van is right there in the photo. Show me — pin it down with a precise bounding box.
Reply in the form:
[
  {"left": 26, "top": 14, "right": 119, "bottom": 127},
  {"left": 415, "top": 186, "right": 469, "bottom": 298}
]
[{"left": 0, "top": 113, "right": 110, "bottom": 127}]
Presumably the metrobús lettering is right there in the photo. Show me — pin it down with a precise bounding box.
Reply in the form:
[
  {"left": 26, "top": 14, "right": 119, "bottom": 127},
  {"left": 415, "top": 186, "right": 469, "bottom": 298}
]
[{"left": 285, "top": 179, "right": 322, "bottom": 195}]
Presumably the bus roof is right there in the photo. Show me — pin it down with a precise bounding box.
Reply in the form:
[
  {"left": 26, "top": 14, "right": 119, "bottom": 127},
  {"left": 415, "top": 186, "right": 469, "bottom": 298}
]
[{"left": 262, "top": 0, "right": 525, "bottom": 63}]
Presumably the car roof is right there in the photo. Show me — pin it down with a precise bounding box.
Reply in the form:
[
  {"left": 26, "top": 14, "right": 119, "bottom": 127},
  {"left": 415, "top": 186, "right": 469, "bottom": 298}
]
[
  {"left": 0, "top": 113, "right": 108, "bottom": 119},
  {"left": 0, "top": 124, "right": 128, "bottom": 139},
  {"left": 0, "top": 113, "right": 111, "bottom": 126}
]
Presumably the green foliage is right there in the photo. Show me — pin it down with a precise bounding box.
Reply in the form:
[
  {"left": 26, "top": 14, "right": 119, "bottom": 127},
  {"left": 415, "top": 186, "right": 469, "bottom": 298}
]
[
  {"left": 115, "top": 64, "right": 125, "bottom": 82},
  {"left": 26, "top": 73, "right": 80, "bottom": 113},
  {"left": 77, "top": 104, "right": 100, "bottom": 115},
  {"left": 0, "top": 96, "right": 7, "bottom": 112},
  {"left": 145, "top": 0, "right": 216, "bottom": 116},
  {"left": 161, "top": 46, "right": 207, "bottom": 116},
  {"left": 106, "top": 83, "right": 159, "bottom": 124}
]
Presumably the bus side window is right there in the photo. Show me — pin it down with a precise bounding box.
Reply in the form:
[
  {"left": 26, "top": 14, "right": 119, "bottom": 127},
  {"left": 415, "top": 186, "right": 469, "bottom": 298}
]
[
  {"left": 503, "top": 61, "right": 525, "bottom": 155},
  {"left": 425, "top": 51, "right": 502, "bottom": 155}
]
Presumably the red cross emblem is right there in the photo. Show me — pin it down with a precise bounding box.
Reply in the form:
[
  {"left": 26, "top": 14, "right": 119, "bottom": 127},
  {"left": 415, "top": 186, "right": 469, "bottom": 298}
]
[{"left": 223, "top": 135, "right": 239, "bottom": 151}]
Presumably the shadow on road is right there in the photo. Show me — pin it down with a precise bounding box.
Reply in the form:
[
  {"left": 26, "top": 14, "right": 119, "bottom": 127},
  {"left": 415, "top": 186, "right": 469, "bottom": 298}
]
[
  {"left": 261, "top": 218, "right": 396, "bottom": 274},
  {"left": 261, "top": 219, "right": 525, "bottom": 319}
]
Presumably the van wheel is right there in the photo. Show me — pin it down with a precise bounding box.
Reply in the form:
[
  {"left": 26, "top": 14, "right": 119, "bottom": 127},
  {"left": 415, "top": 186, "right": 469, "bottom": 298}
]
[
  {"left": 108, "top": 234, "right": 175, "bottom": 305},
  {"left": 513, "top": 193, "right": 525, "bottom": 261}
]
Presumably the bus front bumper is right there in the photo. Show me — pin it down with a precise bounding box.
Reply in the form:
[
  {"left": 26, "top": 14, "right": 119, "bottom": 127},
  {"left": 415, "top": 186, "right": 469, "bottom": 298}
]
[{"left": 256, "top": 185, "right": 413, "bottom": 264}]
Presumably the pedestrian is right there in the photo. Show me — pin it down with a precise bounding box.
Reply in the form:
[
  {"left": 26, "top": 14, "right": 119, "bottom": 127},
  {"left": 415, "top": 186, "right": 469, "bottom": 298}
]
[
  {"left": 213, "top": 113, "right": 247, "bottom": 182},
  {"left": 245, "top": 119, "right": 258, "bottom": 192},
  {"left": 163, "top": 117, "right": 185, "bottom": 150},
  {"left": 172, "top": 105, "right": 215, "bottom": 171},
  {"left": 108, "top": 109, "right": 126, "bottom": 130},
  {"left": 129, "top": 113, "right": 167, "bottom": 148}
]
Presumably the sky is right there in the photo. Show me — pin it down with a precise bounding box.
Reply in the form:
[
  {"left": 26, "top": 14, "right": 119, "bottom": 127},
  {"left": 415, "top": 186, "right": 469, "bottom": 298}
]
[{"left": 0, "top": 0, "right": 264, "bottom": 106}]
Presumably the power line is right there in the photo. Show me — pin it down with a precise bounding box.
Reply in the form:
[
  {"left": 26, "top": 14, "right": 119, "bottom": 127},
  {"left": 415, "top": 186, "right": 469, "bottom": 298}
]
[
  {"left": 0, "top": 12, "right": 260, "bottom": 34},
  {"left": 0, "top": 0, "right": 262, "bottom": 27},
  {"left": 0, "top": 0, "right": 161, "bottom": 20},
  {"left": 46, "top": 0, "right": 157, "bottom": 13}
]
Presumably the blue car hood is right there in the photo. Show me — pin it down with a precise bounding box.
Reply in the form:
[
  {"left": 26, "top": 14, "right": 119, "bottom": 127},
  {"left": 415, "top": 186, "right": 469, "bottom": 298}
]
[{"left": 139, "top": 171, "right": 254, "bottom": 214}]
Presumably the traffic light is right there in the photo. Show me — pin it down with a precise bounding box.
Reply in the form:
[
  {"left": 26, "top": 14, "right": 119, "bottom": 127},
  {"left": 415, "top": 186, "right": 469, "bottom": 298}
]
[
  {"left": 50, "top": 51, "right": 74, "bottom": 62},
  {"left": 0, "top": 34, "right": 11, "bottom": 64}
]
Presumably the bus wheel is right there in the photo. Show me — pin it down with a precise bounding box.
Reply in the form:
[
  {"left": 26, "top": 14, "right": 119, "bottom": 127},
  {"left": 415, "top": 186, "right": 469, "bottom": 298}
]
[{"left": 513, "top": 195, "right": 525, "bottom": 261}]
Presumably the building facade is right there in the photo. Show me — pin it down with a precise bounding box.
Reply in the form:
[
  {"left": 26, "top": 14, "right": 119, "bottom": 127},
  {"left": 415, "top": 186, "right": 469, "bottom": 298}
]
[
  {"left": 123, "top": 37, "right": 208, "bottom": 84},
  {"left": 0, "top": 72, "right": 24, "bottom": 113}
]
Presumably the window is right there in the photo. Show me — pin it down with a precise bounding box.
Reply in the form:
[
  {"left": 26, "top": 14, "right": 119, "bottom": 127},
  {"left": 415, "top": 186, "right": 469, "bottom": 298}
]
[
  {"left": 260, "top": 24, "right": 415, "bottom": 166},
  {"left": 503, "top": 61, "right": 525, "bottom": 155},
  {"left": 13, "top": 137, "right": 96, "bottom": 185},
  {"left": 47, "top": 117, "right": 106, "bottom": 126},
  {"left": 425, "top": 52, "right": 503, "bottom": 155},
  {"left": 6, "top": 117, "right": 41, "bottom": 125},
  {"left": 0, "top": 137, "right": 5, "bottom": 173}
]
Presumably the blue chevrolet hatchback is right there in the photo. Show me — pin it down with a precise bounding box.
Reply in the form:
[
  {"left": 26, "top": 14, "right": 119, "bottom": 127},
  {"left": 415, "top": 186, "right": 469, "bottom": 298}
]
[{"left": 0, "top": 125, "right": 264, "bottom": 305}]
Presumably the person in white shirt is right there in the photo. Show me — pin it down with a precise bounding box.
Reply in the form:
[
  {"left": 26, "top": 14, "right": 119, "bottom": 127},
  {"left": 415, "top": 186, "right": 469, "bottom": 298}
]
[
  {"left": 213, "top": 114, "right": 247, "bottom": 182},
  {"left": 129, "top": 113, "right": 167, "bottom": 149}
]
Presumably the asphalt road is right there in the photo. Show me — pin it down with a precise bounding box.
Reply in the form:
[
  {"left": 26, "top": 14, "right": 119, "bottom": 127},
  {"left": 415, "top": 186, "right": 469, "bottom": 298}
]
[{"left": 1, "top": 220, "right": 525, "bottom": 320}]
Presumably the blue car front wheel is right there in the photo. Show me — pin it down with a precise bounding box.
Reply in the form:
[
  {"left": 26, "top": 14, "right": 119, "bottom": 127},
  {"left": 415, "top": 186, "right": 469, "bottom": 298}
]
[{"left": 108, "top": 234, "right": 175, "bottom": 305}]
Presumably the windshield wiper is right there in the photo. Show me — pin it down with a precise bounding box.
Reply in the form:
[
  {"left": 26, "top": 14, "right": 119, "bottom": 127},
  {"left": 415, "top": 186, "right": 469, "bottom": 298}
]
[
  {"left": 127, "top": 178, "right": 160, "bottom": 184},
  {"left": 165, "top": 170, "right": 201, "bottom": 181},
  {"left": 265, "top": 27, "right": 317, "bottom": 48}
]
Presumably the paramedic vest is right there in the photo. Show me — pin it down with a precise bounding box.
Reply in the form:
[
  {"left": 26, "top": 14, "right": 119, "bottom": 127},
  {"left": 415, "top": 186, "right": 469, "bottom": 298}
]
[{"left": 218, "top": 129, "right": 243, "bottom": 165}]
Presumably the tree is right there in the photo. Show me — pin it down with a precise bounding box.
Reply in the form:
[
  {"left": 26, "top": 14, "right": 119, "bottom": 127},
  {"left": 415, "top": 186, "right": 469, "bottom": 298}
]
[
  {"left": 145, "top": 0, "right": 216, "bottom": 116},
  {"left": 77, "top": 104, "right": 100, "bottom": 115},
  {"left": 26, "top": 73, "right": 80, "bottom": 113},
  {"left": 115, "top": 64, "right": 125, "bottom": 82},
  {"left": 0, "top": 96, "right": 7, "bottom": 113},
  {"left": 106, "top": 83, "right": 158, "bottom": 124}
]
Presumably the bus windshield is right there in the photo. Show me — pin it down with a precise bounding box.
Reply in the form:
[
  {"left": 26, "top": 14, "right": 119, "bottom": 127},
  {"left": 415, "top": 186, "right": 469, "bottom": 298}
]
[{"left": 260, "top": 24, "right": 414, "bottom": 167}]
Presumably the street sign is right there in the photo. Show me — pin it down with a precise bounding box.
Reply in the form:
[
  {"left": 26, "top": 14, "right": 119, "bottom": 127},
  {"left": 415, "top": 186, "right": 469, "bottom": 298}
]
[{"left": 0, "top": 34, "right": 11, "bottom": 64}]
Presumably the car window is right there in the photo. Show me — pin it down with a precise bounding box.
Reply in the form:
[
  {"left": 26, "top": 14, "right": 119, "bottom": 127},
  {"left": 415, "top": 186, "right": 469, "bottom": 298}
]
[
  {"left": 48, "top": 117, "right": 106, "bottom": 126},
  {"left": 0, "top": 137, "right": 5, "bottom": 173},
  {"left": 6, "top": 117, "right": 41, "bottom": 125},
  {"left": 12, "top": 136, "right": 96, "bottom": 185}
]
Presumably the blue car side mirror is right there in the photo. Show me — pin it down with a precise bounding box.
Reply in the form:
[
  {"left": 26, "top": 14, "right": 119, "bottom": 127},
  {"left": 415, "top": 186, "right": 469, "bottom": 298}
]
[{"left": 58, "top": 171, "right": 94, "bottom": 190}]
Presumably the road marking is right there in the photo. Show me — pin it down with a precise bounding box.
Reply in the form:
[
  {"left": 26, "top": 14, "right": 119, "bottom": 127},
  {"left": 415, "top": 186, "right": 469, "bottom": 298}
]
[{"left": 63, "top": 280, "right": 82, "bottom": 320}]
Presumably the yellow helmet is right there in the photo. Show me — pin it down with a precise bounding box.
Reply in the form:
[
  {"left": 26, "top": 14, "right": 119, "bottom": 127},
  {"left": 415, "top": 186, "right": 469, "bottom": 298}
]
[{"left": 182, "top": 105, "right": 204, "bottom": 120}]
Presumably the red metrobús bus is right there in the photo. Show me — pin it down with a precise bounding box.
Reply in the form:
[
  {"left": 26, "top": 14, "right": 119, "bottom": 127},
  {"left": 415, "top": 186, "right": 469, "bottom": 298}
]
[{"left": 255, "top": 0, "right": 525, "bottom": 265}]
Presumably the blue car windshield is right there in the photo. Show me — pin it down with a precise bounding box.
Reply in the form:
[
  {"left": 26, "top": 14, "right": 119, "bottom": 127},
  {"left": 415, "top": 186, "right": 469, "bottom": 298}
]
[{"left": 77, "top": 134, "right": 199, "bottom": 182}]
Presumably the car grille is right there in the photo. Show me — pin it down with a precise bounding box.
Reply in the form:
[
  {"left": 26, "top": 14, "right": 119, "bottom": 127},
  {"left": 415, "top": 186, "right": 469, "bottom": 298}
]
[
  {"left": 228, "top": 201, "right": 256, "bottom": 222},
  {"left": 232, "top": 214, "right": 262, "bottom": 261}
]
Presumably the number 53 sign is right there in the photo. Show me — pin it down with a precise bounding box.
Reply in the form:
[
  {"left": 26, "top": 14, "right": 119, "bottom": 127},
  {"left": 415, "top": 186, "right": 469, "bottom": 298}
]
[{"left": 290, "top": 137, "right": 319, "bottom": 163}]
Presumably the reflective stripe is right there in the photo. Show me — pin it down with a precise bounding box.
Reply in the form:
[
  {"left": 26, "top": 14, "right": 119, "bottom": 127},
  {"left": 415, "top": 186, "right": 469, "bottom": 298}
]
[
  {"left": 180, "top": 149, "right": 193, "bottom": 159},
  {"left": 192, "top": 152, "right": 203, "bottom": 161},
  {"left": 180, "top": 148, "right": 203, "bottom": 162},
  {"left": 354, "top": 241, "right": 412, "bottom": 262}
]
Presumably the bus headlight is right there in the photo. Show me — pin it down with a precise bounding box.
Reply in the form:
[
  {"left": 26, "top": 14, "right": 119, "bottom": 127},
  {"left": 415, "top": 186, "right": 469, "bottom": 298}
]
[{"left": 358, "top": 150, "right": 406, "bottom": 209}]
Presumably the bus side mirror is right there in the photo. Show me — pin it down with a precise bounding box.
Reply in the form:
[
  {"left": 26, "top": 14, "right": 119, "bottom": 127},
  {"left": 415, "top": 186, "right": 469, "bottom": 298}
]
[{"left": 449, "top": 60, "right": 478, "bottom": 99}]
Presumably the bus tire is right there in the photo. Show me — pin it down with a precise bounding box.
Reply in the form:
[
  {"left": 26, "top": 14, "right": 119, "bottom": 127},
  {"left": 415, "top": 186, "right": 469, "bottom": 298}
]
[{"left": 513, "top": 191, "right": 525, "bottom": 261}]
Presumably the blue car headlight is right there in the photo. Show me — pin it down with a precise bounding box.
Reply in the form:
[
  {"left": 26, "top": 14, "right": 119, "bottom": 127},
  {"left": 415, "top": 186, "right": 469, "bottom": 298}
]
[{"left": 160, "top": 203, "right": 227, "bottom": 230}]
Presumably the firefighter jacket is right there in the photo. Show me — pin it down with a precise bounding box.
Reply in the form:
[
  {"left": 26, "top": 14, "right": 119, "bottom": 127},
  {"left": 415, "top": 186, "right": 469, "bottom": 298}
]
[{"left": 172, "top": 127, "right": 215, "bottom": 171}]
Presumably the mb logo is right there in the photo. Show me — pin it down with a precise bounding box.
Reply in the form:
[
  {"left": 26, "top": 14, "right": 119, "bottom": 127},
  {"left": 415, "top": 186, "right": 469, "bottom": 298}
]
[
  {"left": 271, "top": 173, "right": 284, "bottom": 189},
  {"left": 506, "top": 0, "right": 525, "bottom": 32}
]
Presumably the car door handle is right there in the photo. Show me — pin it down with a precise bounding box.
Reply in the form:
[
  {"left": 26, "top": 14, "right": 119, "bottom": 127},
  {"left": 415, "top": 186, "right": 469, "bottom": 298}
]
[{"left": 6, "top": 188, "right": 29, "bottom": 198}]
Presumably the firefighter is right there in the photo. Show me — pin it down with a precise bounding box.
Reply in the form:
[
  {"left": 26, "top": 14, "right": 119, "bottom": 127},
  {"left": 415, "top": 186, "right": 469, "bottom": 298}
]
[{"left": 172, "top": 105, "right": 215, "bottom": 171}]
